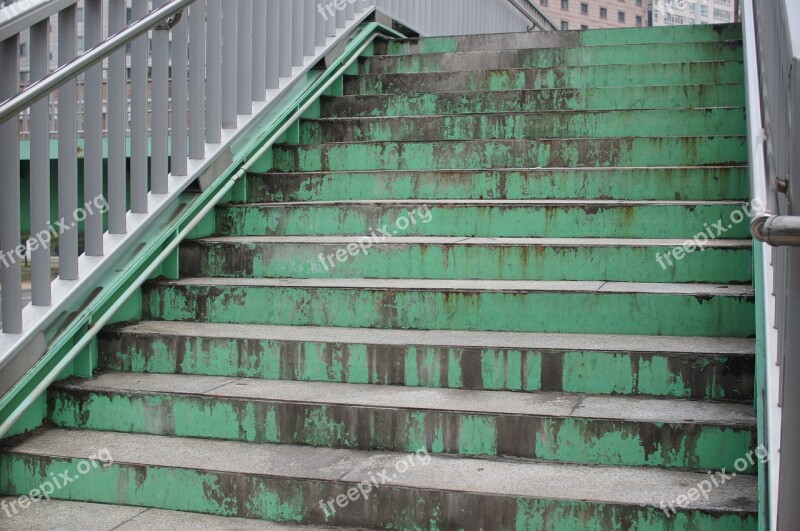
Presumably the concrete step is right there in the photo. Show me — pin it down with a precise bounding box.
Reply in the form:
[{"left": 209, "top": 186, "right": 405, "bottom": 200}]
[
  {"left": 98, "top": 322, "right": 755, "bottom": 400},
  {"left": 321, "top": 85, "right": 747, "bottom": 117},
  {"left": 0, "top": 497, "right": 342, "bottom": 530},
  {"left": 142, "top": 278, "right": 754, "bottom": 337},
  {"left": 244, "top": 167, "right": 749, "bottom": 202},
  {"left": 179, "top": 236, "right": 752, "bottom": 284},
  {"left": 214, "top": 200, "right": 751, "bottom": 239},
  {"left": 269, "top": 138, "right": 747, "bottom": 172},
  {"left": 0, "top": 428, "right": 758, "bottom": 529},
  {"left": 361, "top": 42, "right": 743, "bottom": 75},
  {"left": 300, "top": 108, "right": 746, "bottom": 143},
  {"left": 376, "top": 24, "right": 743, "bottom": 55},
  {"left": 344, "top": 62, "right": 744, "bottom": 95},
  {"left": 48, "top": 373, "right": 756, "bottom": 471}
]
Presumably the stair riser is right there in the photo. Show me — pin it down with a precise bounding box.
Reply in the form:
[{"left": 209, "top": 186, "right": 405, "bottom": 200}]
[
  {"left": 377, "top": 24, "right": 743, "bottom": 55},
  {"left": 361, "top": 42, "right": 743, "bottom": 75},
  {"left": 345, "top": 62, "right": 745, "bottom": 95},
  {"left": 245, "top": 168, "right": 749, "bottom": 202},
  {"left": 301, "top": 109, "right": 746, "bottom": 143},
  {"left": 98, "top": 333, "right": 755, "bottom": 400},
  {"left": 143, "top": 285, "right": 755, "bottom": 337},
  {"left": 270, "top": 138, "right": 748, "bottom": 172},
  {"left": 0, "top": 455, "right": 756, "bottom": 530},
  {"left": 321, "top": 85, "right": 747, "bottom": 117},
  {"left": 179, "top": 242, "right": 752, "bottom": 283},
  {"left": 47, "top": 389, "right": 756, "bottom": 471},
  {"left": 215, "top": 204, "right": 751, "bottom": 239}
]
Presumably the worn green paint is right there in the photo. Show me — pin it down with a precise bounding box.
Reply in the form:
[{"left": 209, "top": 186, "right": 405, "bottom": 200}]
[
  {"left": 300, "top": 108, "right": 747, "bottom": 143},
  {"left": 383, "top": 23, "right": 743, "bottom": 55},
  {"left": 143, "top": 283, "right": 754, "bottom": 337},
  {"left": 361, "top": 41, "right": 743, "bottom": 74},
  {"left": 269, "top": 137, "right": 748, "bottom": 172},
  {"left": 99, "top": 332, "right": 753, "bottom": 400},
  {"left": 322, "top": 84, "right": 747, "bottom": 117},
  {"left": 346, "top": 61, "right": 745, "bottom": 94},
  {"left": 0, "top": 454, "right": 755, "bottom": 529},
  {"left": 246, "top": 167, "right": 749, "bottom": 202},
  {"left": 47, "top": 386, "right": 754, "bottom": 471},
  {"left": 216, "top": 202, "right": 751, "bottom": 239},
  {"left": 182, "top": 240, "right": 752, "bottom": 283}
]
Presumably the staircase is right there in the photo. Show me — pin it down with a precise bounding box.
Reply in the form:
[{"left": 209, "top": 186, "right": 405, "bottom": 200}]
[{"left": 1, "top": 23, "right": 757, "bottom": 529}]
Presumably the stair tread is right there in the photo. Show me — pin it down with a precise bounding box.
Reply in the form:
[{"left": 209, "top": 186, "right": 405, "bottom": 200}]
[
  {"left": 276, "top": 136, "right": 746, "bottom": 147},
  {"left": 191, "top": 236, "right": 752, "bottom": 248},
  {"left": 153, "top": 277, "right": 753, "bottom": 296},
  {"left": 5, "top": 428, "right": 758, "bottom": 512},
  {"left": 230, "top": 199, "right": 745, "bottom": 206},
  {"left": 108, "top": 321, "right": 755, "bottom": 355},
  {"left": 54, "top": 372, "right": 756, "bottom": 426},
  {"left": 256, "top": 165, "right": 749, "bottom": 175},
  {"left": 308, "top": 107, "right": 745, "bottom": 120},
  {"left": 0, "top": 497, "right": 338, "bottom": 530}
]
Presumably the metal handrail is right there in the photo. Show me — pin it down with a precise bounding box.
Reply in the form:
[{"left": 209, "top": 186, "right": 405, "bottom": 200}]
[
  {"left": 0, "top": 0, "right": 193, "bottom": 124},
  {"left": 506, "top": 0, "right": 557, "bottom": 31}
]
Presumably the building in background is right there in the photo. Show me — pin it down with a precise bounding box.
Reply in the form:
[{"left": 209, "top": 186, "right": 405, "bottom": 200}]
[
  {"left": 534, "top": 0, "right": 649, "bottom": 30},
  {"left": 650, "top": 0, "right": 739, "bottom": 26}
]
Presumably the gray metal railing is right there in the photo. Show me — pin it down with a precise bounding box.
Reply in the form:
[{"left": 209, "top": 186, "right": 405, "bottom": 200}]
[
  {"left": 742, "top": 0, "right": 800, "bottom": 529},
  {"left": 373, "top": 0, "right": 555, "bottom": 35}
]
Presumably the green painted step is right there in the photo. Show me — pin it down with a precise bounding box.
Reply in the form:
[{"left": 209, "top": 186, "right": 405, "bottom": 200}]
[
  {"left": 244, "top": 167, "right": 750, "bottom": 202},
  {"left": 344, "top": 62, "right": 744, "bottom": 94},
  {"left": 142, "top": 278, "right": 755, "bottom": 337},
  {"left": 269, "top": 138, "right": 747, "bottom": 172},
  {"left": 377, "top": 24, "right": 743, "bottom": 55},
  {"left": 0, "top": 429, "right": 758, "bottom": 530},
  {"left": 215, "top": 200, "right": 751, "bottom": 239},
  {"left": 321, "top": 85, "right": 747, "bottom": 117},
  {"left": 361, "top": 42, "right": 743, "bottom": 75},
  {"left": 99, "top": 322, "right": 756, "bottom": 400},
  {"left": 179, "top": 237, "right": 752, "bottom": 284},
  {"left": 47, "top": 373, "right": 757, "bottom": 471},
  {"left": 300, "top": 109, "right": 747, "bottom": 143}
]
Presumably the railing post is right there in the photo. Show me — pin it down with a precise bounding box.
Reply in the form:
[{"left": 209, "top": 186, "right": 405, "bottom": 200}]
[
  {"left": 189, "top": 0, "right": 207, "bottom": 158},
  {"left": 236, "top": 0, "right": 253, "bottom": 114},
  {"left": 292, "top": 0, "right": 304, "bottom": 66},
  {"left": 222, "top": 0, "right": 238, "bottom": 127},
  {"left": 107, "top": 0, "right": 127, "bottom": 233},
  {"left": 252, "top": 0, "right": 267, "bottom": 101},
  {"left": 30, "top": 20, "right": 52, "bottom": 304},
  {"left": 206, "top": 0, "right": 223, "bottom": 141},
  {"left": 171, "top": 3, "right": 189, "bottom": 175},
  {"left": 279, "top": 0, "right": 292, "bottom": 76},
  {"left": 84, "top": 0, "right": 105, "bottom": 252},
  {"left": 151, "top": 0, "right": 170, "bottom": 192},
  {"left": 304, "top": 0, "right": 316, "bottom": 56},
  {"left": 0, "top": 34, "right": 21, "bottom": 333},
  {"left": 57, "top": 4, "right": 79, "bottom": 278},
  {"left": 130, "top": 0, "right": 149, "bottom": 214},
  {"left": 266, "top": 0, "right": 279, "bottom": 89}
]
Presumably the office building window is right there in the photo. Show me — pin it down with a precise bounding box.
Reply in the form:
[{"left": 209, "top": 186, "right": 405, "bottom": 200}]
[
  {"left": 581, "top": 2, "right": 588, "bottom": 14},
  {"left": 561, "top": 20, "right": 569, "bottom": 29},
  {"left": 600, "top": 7, "right": 607, "bottom": 18},
  {"left": 618, "top": 11, "right": 625, "bottom": 22},
  {"left": 561, "top": 0, "right": 568, "bottom": 9}
]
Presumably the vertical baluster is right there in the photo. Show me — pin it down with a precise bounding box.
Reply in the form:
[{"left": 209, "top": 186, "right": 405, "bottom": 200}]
[
  {"left": 130, "top": 0, "right": 148, "bottom": 213},
  {"left": 315, "top": 0, "right": 327, "bottom": 47},
  {"left": 171, "top": 2, "right": 188, "bottom": 175},
  {"left": 151, "top": 0, "right": 170, "bottom": 190},
  {"left": 304, "top": 0, "right": 315, "bottom": 56},
  {"left": 30, "top": 21, "right": 51, "bottom": 305},
  {"left": 266, "top": 0, "right": 279, "bottom": 90},
  {"left": 107, "top": 0, "right": 127, "bottom": 231},
  {"left": 326, "top": 0, "right": 336, "bottom": 37},
  {"left": 336, "top": 1, "right": 345, "bottom": 28},
  {"left": 222, "top": 0, "right": 238, "bottom": 126},
  {"left": 206, "top": 0, "right": 222, "bottom": 140},
  {"left": 0, "top": 35, "right": 21, "bottom": 333},
  {"left": 252, "top": 0, "right": 267, "bottom": 101},
  {"left": 84, "top": 1, "right": 103, "bottom": 251},
  {"left": 279, "top": 0, "right": 292, "bottom": 76},
  {"left": 345, "top": 0, "right": 355, "bottom": 20},
  {"left": 189, "top": 0, "right": 206, "bottom": 159},
  {"left": 291, "top": 0, "right": 303, "bottom": 66},
  {"left": 58, "top": 5, "right": 79, "bottom": 277},
  {"left": 237, "top": 0, "right": 253, "bottom": 114}
]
